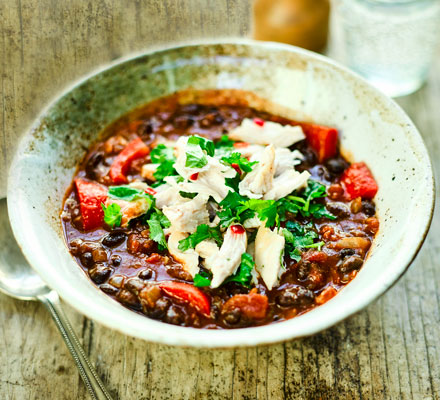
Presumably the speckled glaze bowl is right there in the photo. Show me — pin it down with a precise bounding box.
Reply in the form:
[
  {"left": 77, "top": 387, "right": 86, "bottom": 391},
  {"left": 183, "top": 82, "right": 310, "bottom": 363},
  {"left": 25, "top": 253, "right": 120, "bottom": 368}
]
[{"left": 7, "top": 40, "right": 434, "bottom": 347}]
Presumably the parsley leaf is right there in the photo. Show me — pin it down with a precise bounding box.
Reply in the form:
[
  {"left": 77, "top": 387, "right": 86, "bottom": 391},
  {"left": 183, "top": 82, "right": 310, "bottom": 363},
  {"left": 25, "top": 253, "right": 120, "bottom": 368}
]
[
  {"left": 193, "top": 269, "right": 212, "bottom": 287},
  {"left": 309, "top": 203, "right": 337, "bottom": 220},
  {"left": 101, "top": 203, "right": 122, "bottom": 228},
  {"left": 283, "top": 221, "right": 323, "bottom": 260},
  {"left": 185, "top": 135, "right": 215, "bottom": 168},
  {"left": 150, "top": 144, "right": 177, "bottom": 181},
  {"left": 147, "top": 212, "right": 168, "bottom": 251},
  {"left": 179, "top": 191, "right": 197, "bottom": 199},
  {"left": 178, "top": 224, "right": 223, "bottom": 251},
  {"left": 218, "top": 191, "right": 255, "bottom": 228},
  {"left": 188, "top": 135, "right": 215, "bottom": 156},
  {"left": 224, "top": 253, "right": 255, "bottom": 287},
  {"left": 108, "top": 186, "right": 153, "bottom": 203},
  {"left": 215, "top": 134, "right": 234, "bottom": 149},
  {"left": 238, "top": 199, "right": 278, "bottom": 227},
  {"left": 221, "top": 152, "right": 258, "bottom": 173}
]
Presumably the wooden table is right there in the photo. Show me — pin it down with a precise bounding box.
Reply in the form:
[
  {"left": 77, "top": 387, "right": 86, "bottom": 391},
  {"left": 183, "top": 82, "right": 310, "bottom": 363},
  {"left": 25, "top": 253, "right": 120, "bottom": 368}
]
[{"left": 1, "top": 1, "right": 439, "bottom": 399}]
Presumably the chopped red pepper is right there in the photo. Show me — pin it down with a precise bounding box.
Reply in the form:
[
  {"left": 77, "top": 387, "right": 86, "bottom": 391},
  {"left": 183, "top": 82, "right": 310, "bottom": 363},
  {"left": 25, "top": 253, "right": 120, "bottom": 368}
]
[
  {"left": 341, "top": 162, "right": 378, "bottom": 200},
  {"left": 158, "top": 281, "right": 211, "bottom": 316},
  {"left": 222, "top": 290, "right": 268, "bottom": 320},
  {"left": 300, "top": 122, "right": 338, "bottom": 162},
  {"left": 189, "top": 172, "right": 199, "bottom": 181},
  {"left": 233, "top": 142, "right": 250, "bottom": 148},
  {"left": 109, "top": 137, "right": 149, "bottom": 184},
  {"left": 74, "top": 178, "right": 108, "bottom": 230},
  {"left": 253, "top": 118, "right": 265, "bottom": 127},
  {"left": 231, "top": 224, "right": 245, "bottom": 234},
  {"left": 315, "top": 286, "right": 337, "bottom": 305},
  {"left": 231, "top": 163, "right": 241, "bottom": 175},
  {"left": 145, "top": 187, "right": 157, "bottom": 196}
]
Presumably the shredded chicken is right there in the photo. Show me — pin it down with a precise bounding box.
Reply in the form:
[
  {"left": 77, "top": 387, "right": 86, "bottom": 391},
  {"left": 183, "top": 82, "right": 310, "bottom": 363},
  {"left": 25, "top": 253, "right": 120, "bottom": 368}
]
[
  {"left": 239, "top": 144, "right": 275, "bottom": 199},
  {"left": 274, "top": 148, "right": 304, "bottom": 176},
  {"left": 205, "top": 226, "right": 247, "bottom": 288},
  {"left": 168, "top": 231, "right": 200, "bottom": 277},
  {"left": 105, "top": 197, "right": 151, "bottom": 228},
  {"left": 263, "top": 170, "right": 311, "bottom": 200},
  {"left": 162, "top": 194, "right": 210, "bottom": 233},
  {"left": 229, "top": 118, "right": 305, "bottom": 148},
  {"left": 243, "top": 216, "right": 261, "bottom": 229},
  {"left": 195, "top": 240, "right": 220, "bottom": 260},
  {"left": 141, "top": 163, "right": 159, "bottom": 181},
  {"left": 254, "top": 226, "right": 285, "bottom": 290}
]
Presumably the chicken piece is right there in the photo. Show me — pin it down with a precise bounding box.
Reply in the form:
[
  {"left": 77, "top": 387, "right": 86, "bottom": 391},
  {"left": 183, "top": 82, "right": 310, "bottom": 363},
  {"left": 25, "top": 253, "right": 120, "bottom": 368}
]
[
  {"left": 254, "top": 226, "right": 285, "bottom": 290},
  {"left": 263, "top": 170, "right": 311, "bottom": 200},
  {"left": 206, "top": 225, "right": 247, "bottom": 288},
  {"left": 243, "top": 216, "right": 261, "bottom": 229},
  {"left": 239, "top": 144, "right": 275, "bottom": 199},
  {"left": 141, "top": 163, "right": 159, "bottom": 181},
  {"left": 153, "top": 182, "right": 185, "bottom": 209},
  {"left": 274, "top": 148, "right": 304, "bottom": 176},
  {"left": 168, "top": 231, "right": 200, "bottom": 277},
  {"left": 195, "top": 240, "right": 220, "bottom": 260},
  {"left": 232, "top": 144, "right": 265, "bottom": 159},
  {"left": 173, "top": 136, "right": 211, "bottom": 180},
  {"left": 162, "top": 194, "right": 210, "bottom": 233},
  {"left": 229, "top": 118, "right": 305, "bottom": 148},
  {"left": 105, "top": 197, "right": 152, "bottom": 228},
  {"left": 153, "top": 136, "right": 177, "bottom": 148}
]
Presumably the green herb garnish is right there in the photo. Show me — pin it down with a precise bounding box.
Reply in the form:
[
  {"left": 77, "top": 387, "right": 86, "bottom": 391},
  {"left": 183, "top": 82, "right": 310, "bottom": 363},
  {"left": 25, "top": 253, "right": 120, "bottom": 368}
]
[
  {"left": 101, "top": 203, "right": 122, "bottom": 228},
  {"left": 178, "top": 224, "right": 223, "bottom": 251},
  {"left": 221, "top": 152, "right": 258, "bottom": 173},
  {"left": 150, "top": 144, "right": 177, "bottom": 181}
]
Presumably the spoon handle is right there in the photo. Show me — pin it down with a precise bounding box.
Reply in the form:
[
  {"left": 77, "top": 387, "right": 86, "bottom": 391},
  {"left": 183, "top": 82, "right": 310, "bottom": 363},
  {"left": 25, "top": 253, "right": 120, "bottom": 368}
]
[{"left": 38, "top": 291, "right": 113, "bottom": 400}]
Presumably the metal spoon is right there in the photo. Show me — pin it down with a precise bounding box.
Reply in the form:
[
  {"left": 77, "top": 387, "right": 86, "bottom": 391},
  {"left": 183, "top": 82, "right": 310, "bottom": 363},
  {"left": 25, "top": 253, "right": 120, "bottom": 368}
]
[{"left": 0, "top": 199, "right": 113, "bottom": 400}]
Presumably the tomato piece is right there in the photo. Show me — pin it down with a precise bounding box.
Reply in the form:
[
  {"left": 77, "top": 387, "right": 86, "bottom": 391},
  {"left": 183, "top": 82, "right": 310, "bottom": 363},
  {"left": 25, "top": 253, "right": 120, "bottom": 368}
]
[
  {"left": 74, "top": 178, "right": 108, "bottom": 230},
  {"left": 315, "top": 286, "right": 338, "bottom": 305},
  {"left": 109, "top": 137, "right": 149, "bottom": 184},
  {"left": 341, "top": 162, "right": 378, "bottom": 200},
  {"left": 301, "top": 122, "right": 338, "bottom": 162},
  {"left": 158, "top": 281, "right": 211, "bottom": 316},
  {"left": 222, "top": 290, "right": 268, "bottom": 320},
  {"left": 233, "top": 142, "right": 250, "bottom": 148}
]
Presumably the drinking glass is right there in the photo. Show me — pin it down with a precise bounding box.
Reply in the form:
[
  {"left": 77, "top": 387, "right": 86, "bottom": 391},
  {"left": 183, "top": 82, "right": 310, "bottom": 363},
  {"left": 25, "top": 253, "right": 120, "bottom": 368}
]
[{"left": 332, "top": 0, "right": 440, "bottom": 97}]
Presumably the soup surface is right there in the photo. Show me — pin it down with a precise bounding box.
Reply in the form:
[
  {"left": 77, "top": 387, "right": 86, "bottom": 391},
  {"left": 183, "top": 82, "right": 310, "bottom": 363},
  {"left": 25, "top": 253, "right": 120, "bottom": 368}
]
[{"left": 62, "top": 97, "right": 379, "bottom": 329}]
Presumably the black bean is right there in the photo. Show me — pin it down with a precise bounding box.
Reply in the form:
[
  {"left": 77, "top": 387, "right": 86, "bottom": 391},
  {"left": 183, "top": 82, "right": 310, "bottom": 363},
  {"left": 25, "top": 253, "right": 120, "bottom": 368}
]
[
  {"left": 102, "top": 231, "right": 127, "bottom": 248},
  {"left": 296, "top": 260, "right": 312, "bottom": 280},
  {"left": 339, "top": 255, "right": 364, "bottom": 273},
  {"left": 80, "top": 252, "right": 94, "bottom": 268},
  {"left": 362, "top": 200, "right": 376, "bottom": 216},
  {"left": 339, "top": 248, "right": 356, "bottom": 259},
  {"left": 100, "top": 283, "right": 119, "bottom": 295},
  {"left": 148, "top": 298, "right": 170, "bottom": 319},
  {"left": 117, "top": 290, "right": 141, "bottom": 309},
  {"left": 165, "top": 305, "right": 184, "bottom": 325},
  {"left": 124, "top": 277, "right": 145, "bottom": 295},
  {"left": 276, "top": 286, "right": 315, "bottom": 307},
  {"left": 223, "top": 309, "right": 241, "bottom": 325},
  {"left": 316, "top": 165, "right": 331, "bottom": 181},
  {"left": 326, "top": 202, "right": 350, "bottom": 219},
  {"left": 111, "top": 254, "right": 122, "bottom": 266},
  {"left": 69, "top": 238, "right": 83, "bottom": 255},
  {"left": 85, "top": 152, "right": 103, "bottom": 180},
  {"left": 89, "top": 265, "right": 113, "bottom": 284},
  {"left": 138, "top": 268, "right": 153, "bottom": 280},
  {"left": 326, "top": 157, "right": 349, "bottom": 174}
]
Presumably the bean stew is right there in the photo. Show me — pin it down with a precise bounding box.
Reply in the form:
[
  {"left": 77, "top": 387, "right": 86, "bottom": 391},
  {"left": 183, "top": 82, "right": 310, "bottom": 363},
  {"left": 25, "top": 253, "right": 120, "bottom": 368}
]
[{"left": 61, "top": 95, "right": 379, "bottom": 329}]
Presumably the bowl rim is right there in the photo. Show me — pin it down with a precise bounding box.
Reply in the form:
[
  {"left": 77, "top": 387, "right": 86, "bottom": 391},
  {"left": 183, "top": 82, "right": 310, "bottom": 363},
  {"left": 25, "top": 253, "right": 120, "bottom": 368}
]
[{"left": 6, "top": 39, "right": 435, "bottom": 348}]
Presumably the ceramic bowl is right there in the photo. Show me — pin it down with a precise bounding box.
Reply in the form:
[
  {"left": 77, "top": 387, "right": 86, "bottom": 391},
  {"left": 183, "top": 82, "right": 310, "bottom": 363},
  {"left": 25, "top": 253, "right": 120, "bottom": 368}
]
[{"left": 7, "top": 40, "right": 434, "bottom": 347}]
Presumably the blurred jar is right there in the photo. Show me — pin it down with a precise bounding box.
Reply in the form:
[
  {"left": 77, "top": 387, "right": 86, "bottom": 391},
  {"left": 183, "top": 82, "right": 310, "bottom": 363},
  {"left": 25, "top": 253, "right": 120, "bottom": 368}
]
[
  {"left": 332, "top": 0, "right": 440, "bottom": 97},
  {"left": 253, "top": 0, "right": 330, "bottom": 52}
]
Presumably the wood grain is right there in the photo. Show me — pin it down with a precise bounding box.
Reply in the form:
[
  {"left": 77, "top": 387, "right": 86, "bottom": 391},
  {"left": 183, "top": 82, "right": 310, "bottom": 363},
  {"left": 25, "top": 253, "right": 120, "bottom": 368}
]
[{"left": 1, "top": 1, "right": 440, "bottom": 399}]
